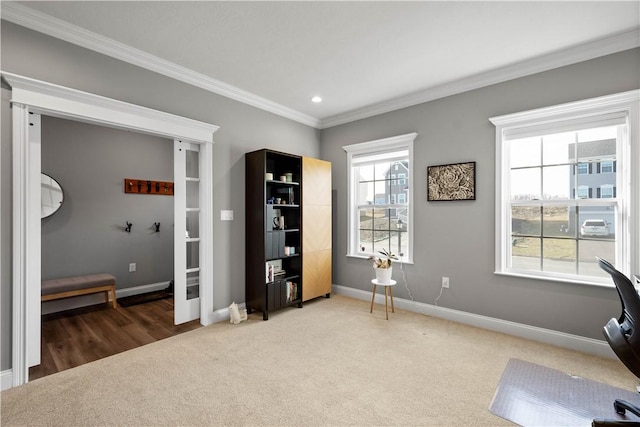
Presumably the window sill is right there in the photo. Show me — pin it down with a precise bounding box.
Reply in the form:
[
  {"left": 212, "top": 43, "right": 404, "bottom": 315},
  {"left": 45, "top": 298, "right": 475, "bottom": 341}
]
[
  {"left": 346, "top": 253, "right": 414, "bottom": 265},
  {"left": 494, "top": 270, "right": 614, "bottom": 289}
]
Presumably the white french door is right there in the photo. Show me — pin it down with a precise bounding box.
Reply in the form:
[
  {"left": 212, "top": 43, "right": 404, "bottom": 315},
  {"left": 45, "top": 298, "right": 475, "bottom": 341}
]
[{"left": 174, "top": 140, "right": 201, "bottom": 324}]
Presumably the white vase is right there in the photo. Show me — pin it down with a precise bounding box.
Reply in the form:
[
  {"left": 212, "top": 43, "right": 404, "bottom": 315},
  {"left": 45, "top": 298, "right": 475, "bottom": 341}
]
[{"left": 374, "top": 266, "right": 393, "bottom": 283}]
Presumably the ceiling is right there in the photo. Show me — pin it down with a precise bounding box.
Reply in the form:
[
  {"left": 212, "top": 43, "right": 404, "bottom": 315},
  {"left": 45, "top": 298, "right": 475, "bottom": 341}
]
[{"left": 2, "top": 1, "right": 639, "bottom": 128}]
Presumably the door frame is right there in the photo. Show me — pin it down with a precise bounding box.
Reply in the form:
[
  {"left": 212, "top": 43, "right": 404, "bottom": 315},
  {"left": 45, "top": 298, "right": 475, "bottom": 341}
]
[{"left": 4, "top": 72, "right": 219, "bottom": 387}]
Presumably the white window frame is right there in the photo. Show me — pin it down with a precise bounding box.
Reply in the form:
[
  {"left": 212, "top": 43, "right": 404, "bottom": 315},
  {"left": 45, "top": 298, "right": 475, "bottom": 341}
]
[
  {"left": 398, "top": 193, "right": 406, "bottom": 204},
  {"left": 490, "top": 90, "right": 639, "bottom": 285},
  {"left": 343, "top": 132, "right": 416, "bottom": 263},
  {"left": 398, "top": 173, "right": 407, "bottom": 185}
]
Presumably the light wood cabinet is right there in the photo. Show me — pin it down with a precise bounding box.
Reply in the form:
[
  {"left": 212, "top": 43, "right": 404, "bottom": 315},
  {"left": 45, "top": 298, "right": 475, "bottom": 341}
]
[{"left": 302, "top": 157, "right": 332, "bottom": 301}]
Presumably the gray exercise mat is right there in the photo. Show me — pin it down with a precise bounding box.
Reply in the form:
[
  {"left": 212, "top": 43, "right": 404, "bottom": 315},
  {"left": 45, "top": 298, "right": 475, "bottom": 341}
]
[{"left": 489, "top": 358, "right": 640, "bottom": 426}]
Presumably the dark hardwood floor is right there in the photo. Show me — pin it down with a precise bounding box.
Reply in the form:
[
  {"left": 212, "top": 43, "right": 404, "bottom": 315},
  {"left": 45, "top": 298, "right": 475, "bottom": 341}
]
[{"left": 29, "top": 298, "right": 202, "bottom": 380}]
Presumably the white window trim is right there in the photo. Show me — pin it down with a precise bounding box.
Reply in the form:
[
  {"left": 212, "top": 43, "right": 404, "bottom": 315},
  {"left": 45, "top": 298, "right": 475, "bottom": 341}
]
[
  {"left": 343, "top": 132, "right": 417, "bottom": 263},
  {"left": 490, "top": 90, "right": 639, "bottom": 285}
]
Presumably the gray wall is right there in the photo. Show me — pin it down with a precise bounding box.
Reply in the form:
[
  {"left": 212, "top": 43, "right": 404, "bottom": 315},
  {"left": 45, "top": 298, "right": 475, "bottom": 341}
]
[
  {"left": 41, "top": 116, "right": 174, "bottom": 289},
  {"left": 1, "top": 21, "right": 320, "bottom": 371},
  {"left": 321, "top": 48, "right": 640, "bottom": 341}
]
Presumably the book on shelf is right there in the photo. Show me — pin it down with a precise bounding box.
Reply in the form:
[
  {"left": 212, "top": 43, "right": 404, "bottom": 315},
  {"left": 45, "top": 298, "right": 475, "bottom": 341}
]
[
  {"left": 265, "top": 263, "right": 274, "bottom": 283},
  {"left": 286, "top": 281, "right": 298, "bottom": 302}
]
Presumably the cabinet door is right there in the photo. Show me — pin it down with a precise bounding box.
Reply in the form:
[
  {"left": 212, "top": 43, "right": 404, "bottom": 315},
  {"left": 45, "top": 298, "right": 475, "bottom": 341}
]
[
  {"left": 302, "top": 157, "right": 332, "bottom": 301},
  {"left": 303, "top": 249, "right": 332, "bottom": 301}
]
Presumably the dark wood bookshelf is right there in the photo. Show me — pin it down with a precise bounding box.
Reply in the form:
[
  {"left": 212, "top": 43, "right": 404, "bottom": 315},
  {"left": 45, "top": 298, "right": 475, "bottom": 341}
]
[{"left": 245, "top": 149, "right": 303, "bottom": 320}]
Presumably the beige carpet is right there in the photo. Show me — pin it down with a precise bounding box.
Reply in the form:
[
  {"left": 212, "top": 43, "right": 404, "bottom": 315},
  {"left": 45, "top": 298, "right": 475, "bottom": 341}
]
[{"left": 1, "top": 295, "right": 637, "bottom": 426}]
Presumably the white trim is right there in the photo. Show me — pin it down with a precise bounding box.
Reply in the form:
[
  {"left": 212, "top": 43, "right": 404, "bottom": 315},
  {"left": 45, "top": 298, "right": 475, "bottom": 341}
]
[
  {"left": 332, "top": 284, "right": 615, "bottom": 359},
  {"left": 10, "top": 103, "right": 28, "bottom": 387},
  {"left": 3, "top": 3, "right": 637, "bottom": 130},
  {"left": 116, "top": 281, "right": 172, "bottom": 298},
  {"left": 1, "top": 370, "right": 13, "bottom": 391},
  {"left": 2, "top": 72, "right": 219, "bottom": 143},
  {"left": 320, "top": 29, "right": 640, "bottom": 129},
  {"left": 490, "top": 90, "right": 639, "bottom": 128},
  {"left": 0, "top": 3, "right": 320, "bottom": 129},
  {"left": 199, "top": 142, "right": 215, "bottom": 326},
  {"left": 11, "top": 105, "right": 41, "bottom": 385},
  {"left": 4, "top": 72, "right": 219, "bottom": 388},
  {"left": 343, "top": 132, "right": 417, "bottom": 155}
]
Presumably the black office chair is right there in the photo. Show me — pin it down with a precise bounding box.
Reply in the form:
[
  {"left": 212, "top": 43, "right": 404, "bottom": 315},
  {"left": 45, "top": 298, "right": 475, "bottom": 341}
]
[{"left": 596, "top": 257, "right": 640, "bottom": 423}]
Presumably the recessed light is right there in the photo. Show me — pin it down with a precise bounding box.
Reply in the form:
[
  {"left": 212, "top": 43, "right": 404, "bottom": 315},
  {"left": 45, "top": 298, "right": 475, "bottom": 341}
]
[{"left": 311, "top": 96, "right": 322, "bottom": 103}]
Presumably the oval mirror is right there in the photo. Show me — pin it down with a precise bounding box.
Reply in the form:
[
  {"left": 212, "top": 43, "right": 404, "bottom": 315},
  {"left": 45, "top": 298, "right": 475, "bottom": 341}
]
[{"left": 41, "top": 173, "right": 64, "bottom": 219}]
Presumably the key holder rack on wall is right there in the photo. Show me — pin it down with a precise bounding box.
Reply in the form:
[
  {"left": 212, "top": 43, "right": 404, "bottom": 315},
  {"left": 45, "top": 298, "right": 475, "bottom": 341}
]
[{"left": 124, "top": 178, "right": 174, "bottom": 196}]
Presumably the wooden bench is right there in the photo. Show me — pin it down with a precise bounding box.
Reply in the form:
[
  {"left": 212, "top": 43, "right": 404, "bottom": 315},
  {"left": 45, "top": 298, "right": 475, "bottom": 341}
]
[{"left": 41, "top": 273, "right": 117, "bottom": 309}]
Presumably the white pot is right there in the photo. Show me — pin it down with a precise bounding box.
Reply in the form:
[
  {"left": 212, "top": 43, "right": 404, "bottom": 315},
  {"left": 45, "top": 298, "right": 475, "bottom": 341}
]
[{"left": 374, "top": 266, "right": 393, "bottom": 283}]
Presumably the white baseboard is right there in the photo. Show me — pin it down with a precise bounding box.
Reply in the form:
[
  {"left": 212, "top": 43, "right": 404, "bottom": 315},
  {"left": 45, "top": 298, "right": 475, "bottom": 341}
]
[
  {"left": 116, "top": 281, "right": 171, "bottom": 298},
  {"left": 1, "top": 369, "right": 13, "bottom": 391},
  {"left": 41, "top": 281, "right": 171, "bottom": 315},
  {"left": 332, "top": 284, "right": 615, "bottom": 359}
]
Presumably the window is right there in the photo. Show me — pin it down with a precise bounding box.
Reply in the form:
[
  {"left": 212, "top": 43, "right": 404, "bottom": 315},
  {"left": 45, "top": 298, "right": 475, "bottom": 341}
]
[
  {"left": 600, "top": 185, "right": 615, "bottom": 199},
  {"left": 491, "top": 90, "right": 639, "bottom": 284},
  {"left": 601, "top": 160, "right": 614, "bottom": 174},
  {"left": 577, "top": 185, "right": 589, "bottom": 199},
  {"left": 577, "top": 163, "right": 589, "bottom": 175},
  {"left": 397, "top": 173, "right": 407, "bottom": 185},
  {"left": 344, "top": 133, "right": 416, "bottom": 262}
]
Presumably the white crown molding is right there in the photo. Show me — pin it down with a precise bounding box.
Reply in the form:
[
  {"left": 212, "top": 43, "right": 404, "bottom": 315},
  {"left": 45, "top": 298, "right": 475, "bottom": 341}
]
[
  {"left": 0, "top": 2, "right": 322, "bottom": 129},
  {"left": 320, "top": 28, "right": 640, "bottom": 129},
  {"left": 2, "top": 2, "right": 637, "bottom": 130}
]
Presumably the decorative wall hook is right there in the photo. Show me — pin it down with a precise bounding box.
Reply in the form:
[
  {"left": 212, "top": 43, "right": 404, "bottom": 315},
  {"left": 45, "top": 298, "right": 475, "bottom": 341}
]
[
  {"left": 125, "top": 221, "right": 133, "bottom": 233},
  {"left": 153, "top": 222, "right": 161, "bottom": 233},
  {"left": 124, "top": 178, "right": 174, "bottom": 196}
]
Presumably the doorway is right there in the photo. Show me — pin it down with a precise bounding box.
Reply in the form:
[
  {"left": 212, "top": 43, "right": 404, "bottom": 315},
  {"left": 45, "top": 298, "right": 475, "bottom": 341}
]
[{"left": 6, "top": 72, "right": 218, "bottom": 387}]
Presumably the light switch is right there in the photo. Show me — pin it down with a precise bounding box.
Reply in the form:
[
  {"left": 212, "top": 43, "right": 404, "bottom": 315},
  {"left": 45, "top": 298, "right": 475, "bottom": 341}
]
[{"left": 221, "top": 210, "right": 234, "bottom": 221}]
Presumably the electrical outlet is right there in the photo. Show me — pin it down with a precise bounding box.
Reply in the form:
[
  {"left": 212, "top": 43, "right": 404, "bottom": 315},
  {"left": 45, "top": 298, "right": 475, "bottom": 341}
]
[
  {"left": 442, "top": 276, "right": 450, "bottom": 288},
  {"left": 129, "top": 263, "right": 136, "bottom": 273}
]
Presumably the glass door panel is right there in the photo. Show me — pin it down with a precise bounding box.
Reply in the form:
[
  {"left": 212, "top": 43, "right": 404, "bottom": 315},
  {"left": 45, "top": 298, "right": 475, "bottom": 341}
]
[{"left": 174, "top": 140, "right": 201, "bottom": 324}]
